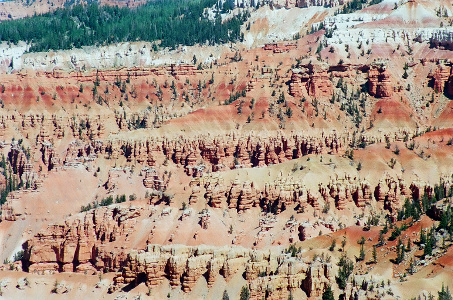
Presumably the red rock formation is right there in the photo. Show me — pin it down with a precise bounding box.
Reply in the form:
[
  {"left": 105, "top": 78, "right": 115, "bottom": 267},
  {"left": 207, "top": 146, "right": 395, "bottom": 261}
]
[
  {"left": 24, "top": 206, "right": 141, "bottom": 274},
  {"left": 40, "top": 143, "right": 61, "bottom": 171},
  {"left": 430, "top": 64, "right": 452, "bottom": 94},
  {"left": 199, "top": 210, "right": 211, "bottom": 230},
  {"left": 228, "top": 178, "right": 242, "bottom": 209},
  {"left": 169, "top": 64, "right": 201, "bottom": 78},
  {"left": 368, "top": 65, "right": 393, "bottom": 98},
  {"left": 302, "top": 259, "right": 333, "bottom": 297},
  {"left": 110, "top": 244, "right": 333, "bottom": 296},
  {"left": 263, "top": 42, "right": 297, "bottom": 53},
  {"left": 209, "top": 184, "right": 227, "bottom": 208},
  {"left": 143, "top": 168, "right": 164, "bottom": 190},
  {"left": 290, "top": 63, "right": 333, "bottom": 98}
]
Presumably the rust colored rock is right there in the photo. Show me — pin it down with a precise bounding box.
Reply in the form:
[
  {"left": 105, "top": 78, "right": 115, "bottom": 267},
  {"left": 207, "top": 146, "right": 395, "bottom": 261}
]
[
  {"left": 143, "top": 168, "right": 164, "bottom": 190},
  {"left": 24, "top": 206, "right": 142, "bottom": 274},
  {"left": 113, "top": 244, "right": 332, "bottom": 295},
  {"left": 368, "top": 64, "right": 393, "bottom": 98},
  {"left": 290, "top": 63, "right": 333, "bottom": 98},
  {"left": 430, "top": 64, "right": 452, "bottom": 94}
]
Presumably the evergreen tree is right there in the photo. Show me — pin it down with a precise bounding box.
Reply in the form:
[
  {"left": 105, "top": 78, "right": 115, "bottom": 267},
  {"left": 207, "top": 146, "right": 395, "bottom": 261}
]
[
  {"left": 430, "top": 226, "right": 437, "bottom": 249},
  {"left": 438, "top": 284, "right": 453, "bottom": 300},
  {"left": 222, "top": 290, "right": 230, "bottom": 300},
  {"left": 0, "top": 1, "right": 249, "bottom": 52},
  {"left": 408, "top": 258, "right": 415, "bottom": 275},
  {"left": 372, "top": 245, "right": 377, "bottom": 263},
  {"left": 420, "top": 228, "right": 426, "bottom": 245},
  {"left": 336, "top": 255, "right": 354, "bottom": 289},
  {"left": 358, "top": 243, "right": 365, "bottom": 261},
  {"left": 424, "top": 232, "right": 433, "bottom": 258},
  {"left": 378, "top": 230, "right": 385, "bottom": 246},
  {"left": 322, "top": 285, "right": 335, "bottom": 300},
  {"left": 439, "top": 211, "right": 449, "bottom": 231},
  {"left": 240, "top": 286, "right": 250, "bottom": 300}
]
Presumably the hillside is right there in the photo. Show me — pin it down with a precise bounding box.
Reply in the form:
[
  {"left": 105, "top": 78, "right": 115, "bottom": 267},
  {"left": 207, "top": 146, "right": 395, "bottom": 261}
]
[{"left": 0, "top": 0, "right": 452, "bottom": 299}]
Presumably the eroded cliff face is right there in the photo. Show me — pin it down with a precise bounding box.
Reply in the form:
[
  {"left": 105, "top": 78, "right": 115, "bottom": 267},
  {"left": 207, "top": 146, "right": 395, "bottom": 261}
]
[
  {"left": 111, "top": 244, "right": 332, "bottom": 299},
  {"left": 23, "top": 206, "right": 142, "bottom": 274},
  {"left": 289, "top": 63, "right": 334, "bottom": 98},
  {"left": 0, "top": 5, "right": 452, "bottom": 297},
  {"left": 24, "top": 210, "right": 334, "bottom": 299},
  {"left": 368, "top": 65, "right": 393, "bottom": 98},
  {"left": 430, "top": 63, "right": 453, "bottom": 97}
]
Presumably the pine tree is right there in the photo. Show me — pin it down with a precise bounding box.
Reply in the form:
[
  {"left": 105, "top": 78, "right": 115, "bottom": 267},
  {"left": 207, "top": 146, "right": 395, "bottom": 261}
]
[
  {"left": 395, "top": 238, "right": 405, "bottom": 264},
  {"left": 341, "top": 236, "right": 347, "bottom": 251},
  {"left": 408, "top": 258, "right": 415, "bottom": 275},
  {"left": 372, "top": 245, "right": 377, "bottom": 264},
  {"left": 322, "top": 285, "right": 335, "bottom": 300},
  {"left": 359, "top": 243, "right": 365, "bottom": 261},
  {"left": 378, "top": 230, "right": 385, "bottom": 246},
  {"left": 420, "top": 227, "right": 426, "bottom": 245},
  {"left": 336, "top": 255, "right": 353, "bottom": 289},
  {"left": 424, "top": 235, "right": 432, "bottom": 257},
  {"left": 222, "top": 290, "right": 230, "bottom": 300},
  {"left": 240, "top": 286, "right": 250, "bottom": 300},
  {"left": 439, "top": 212, "right": 449, "bottom": 231},
  {"left": 438, "top": 283, "right": 453, "bottom": 300},
  {"left": 329, "top": 239, "right": 336, "bottom": 251}
]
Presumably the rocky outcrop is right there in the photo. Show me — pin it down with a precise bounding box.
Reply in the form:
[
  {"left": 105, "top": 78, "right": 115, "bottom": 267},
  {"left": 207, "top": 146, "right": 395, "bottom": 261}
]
[
  {"left": 290, "top": 63, "right": 333, "bottom": 98},
  {"left": 196, "top": 173, "right": 447, "bottom": 219},
  {"left": 429, "top": 30, "right": 453, "bottom": 51},
  {"left": 23, "top": 206, "right": 142, "bottom": 274},
  {"left": 7, "top": 143, "right": 39, "bottom": 189},
  {"left": 322, "top": 175, "right": 372, "bottom": 210},
  {"left": 368, "top": 64, "right": 393, "bottom": 98},
  {"left": 263, "top": 42, "right": 297, "bottom": 53},
  {"left": 111, "top": 244, "right": 333, "bottom": 298},
  {"left": 429, "top": 64, "right": 453, "bottom": 96},
  {"left": 143, "top": 168, "right": 165, "bottom": 190},
  {"left": 297, "top": 0, "right": 343, "bottom": 7}
]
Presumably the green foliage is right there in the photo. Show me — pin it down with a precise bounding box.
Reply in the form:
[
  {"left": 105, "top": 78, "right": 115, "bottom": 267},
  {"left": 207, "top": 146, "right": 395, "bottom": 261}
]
[
  {"left": 423, "top": 226, "right": 437, "bottom": 258},
  {"left": 357, "top": 162, "right": 362, "bottom": 171},
  {"left": 394, "top": 145, "right": 400, "bottom": 155},
  {"left": 394, "top": 238, "right": 405, "bottom": 264},
  {"left": 358, "top": 243, "right": 365, "bottom": 261},
  {"left": 225, "top": 89, "right": 246, "bottom": 105},
  {"left": 285, "top": 107, "right": 293, "bottom": 118},
  {"left": 239, "top": 286, "right": 250, "bottom": 300},
  {"left": 115, "top": 194, "right": 126, "bottom": 203},
  {"left": 329, "top": 239, "right": 336, "bottom": 251},
  {"left": 0, "top": 155, "right": 21, "bottom": 205},
  {"left": 357, "top": 236, "right": 366, "bottom": 261},
  {"left": 397, "top": 198, "right": 422, "bottom": 221},
  {"left": 222, "top": 290, "right": 230, "bottom": 300},
  {"left": 322, "top": 285, "right": 335, "bottom": 300},
  {"left": 336, "top": 255, "right": 353, "bottom": 290},
  {"left": 339, "top": 88, "right": 366, "bottom": 128},
  {"left": 438, "top": 284, "right": 453, "bottom": 300},
  {"left": 13, "top": 250, "right": 24, "bottom": 262},
  {"left": 377, "top": 230, "right": 385, "bottom": 246},
  {"left": 277, "top": 92, "right": 285, "bottom": 104},
  {"left": 372, "top": 245, "right": 377, "bottom": 263},
  {"left": 80, "top": 203, "right": 92, "bottom": 212},
  {"left": 100, "top": 195, "right": 113, "bottom": 206},
  {"left": 389, "top": 224, "right": 406, "bottom": 241},
  {"left": 345, "top": 149, "right": 354, "bottom": 160},
  {"left": 0, "top": 0, "right": 249, "bottom": 52},
  {"left": 336, "top": 0, "right": 383, "bottom": 15},
  {"left": 285, "top": 244, "right": 301, "bottom": 257}
]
